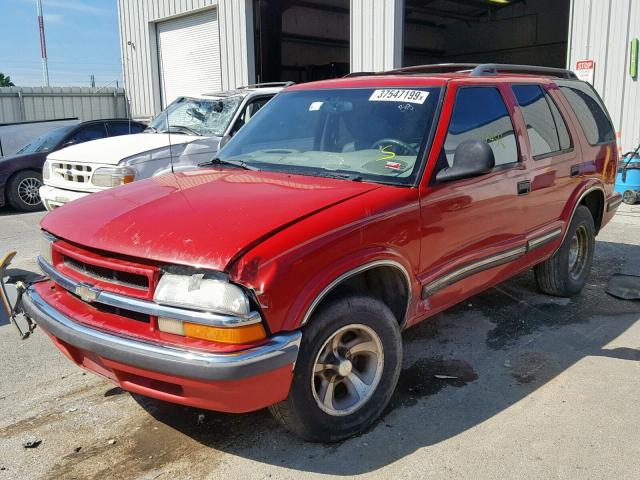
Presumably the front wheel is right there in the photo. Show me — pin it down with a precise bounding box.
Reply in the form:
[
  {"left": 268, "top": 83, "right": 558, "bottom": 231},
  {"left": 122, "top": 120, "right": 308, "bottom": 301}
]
[
  {"left": 6, "top": 170, "right": 44, "bottom": 212},
  {"left": 534, "top": 205, "right": 595, "bottom": 297},
  {"left": 270, "top": 295, "right": 402, "bottom": 442}
]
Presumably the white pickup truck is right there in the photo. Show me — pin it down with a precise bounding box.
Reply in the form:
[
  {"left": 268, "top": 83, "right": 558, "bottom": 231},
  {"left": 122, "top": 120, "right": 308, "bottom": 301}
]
[{"left": 39, "top": 83, "right": 287, "bottom": 211}]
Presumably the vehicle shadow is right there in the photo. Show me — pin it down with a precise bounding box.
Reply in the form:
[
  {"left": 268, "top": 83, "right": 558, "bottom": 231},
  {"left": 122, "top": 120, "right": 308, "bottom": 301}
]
[{"left": 113, "top": 239, "right": 640, "bottom": 475}]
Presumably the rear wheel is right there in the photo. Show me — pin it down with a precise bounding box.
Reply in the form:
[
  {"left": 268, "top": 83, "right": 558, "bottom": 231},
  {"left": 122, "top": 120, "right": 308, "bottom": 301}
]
[
  {"left": 622, "top": 189, "right": 637, "bottom": 205},
  {"left": 534, "top": 205, "right": 595, "bottom": 297},
  {"left": 270, "top": 295, "right": 402, "bottom": 442},
  {"left": 6, "top": 170, "right": 43, "bottom": 212}
]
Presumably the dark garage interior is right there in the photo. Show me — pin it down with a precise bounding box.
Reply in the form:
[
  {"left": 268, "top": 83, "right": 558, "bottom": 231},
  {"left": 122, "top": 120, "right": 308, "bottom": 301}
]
[
  {"left": 254, "top": 0, "right": 350, "bottom": 83},
  {"left": 403, "top": 0, "right": 571, "bottom": 68}
]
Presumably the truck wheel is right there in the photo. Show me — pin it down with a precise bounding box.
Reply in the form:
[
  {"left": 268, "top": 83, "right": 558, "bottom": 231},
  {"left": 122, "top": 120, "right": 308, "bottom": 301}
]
[
  {"left": 6, "top": 170, "right": 44, "bottom": 212},
  {"left": 622, "top": 190, "right": 637, "bottom": 205},
  {"left": 534, "top": 205, "right": 595, "bottom": 297},
  {"left": 270, "top": 295, "right": 402, "bottom": 442}
]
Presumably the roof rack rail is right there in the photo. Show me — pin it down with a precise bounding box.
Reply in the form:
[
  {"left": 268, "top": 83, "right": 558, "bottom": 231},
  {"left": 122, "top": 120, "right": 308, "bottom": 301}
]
[
  {"left": 469, "top": 64, "right": 578, "bottom": 79},
  {"left": 347, "top": 63, "right": 579, "bottom": 80},
  {"left": 384, "top": 63, "right": 481, "bottom": 75},
  {"left": 238, "top": 81, "right": 296, "bottom": 89}
]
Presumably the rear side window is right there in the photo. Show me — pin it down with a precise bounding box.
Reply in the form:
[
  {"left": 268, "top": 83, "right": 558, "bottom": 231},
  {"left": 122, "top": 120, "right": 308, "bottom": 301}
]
[
  {"left": 512, "top": 84, "right": 571, "bottom": 158},
  {"left": 108, "top": 121, "right": 145, "bottom": 136},
  {"left": 558, "top": 81, "right": 615, "bottom": 146},
  {"left": 443, "top": 87, "right": 518, "bottom": 168}
]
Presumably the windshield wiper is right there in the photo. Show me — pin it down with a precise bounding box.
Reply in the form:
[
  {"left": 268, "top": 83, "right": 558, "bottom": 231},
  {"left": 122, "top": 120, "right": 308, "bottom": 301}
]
[
  {"left": 144, "top": 126, "right": 158, "bottom": 133},
  {"left": 198, "top": 157, "right": 258, "bottom": 171},
  {"left": 161, "top": 125, "right": 202, "bottom": 136},
  {"left": 305, "top": 171, "right": 363, "bottom": 182}
]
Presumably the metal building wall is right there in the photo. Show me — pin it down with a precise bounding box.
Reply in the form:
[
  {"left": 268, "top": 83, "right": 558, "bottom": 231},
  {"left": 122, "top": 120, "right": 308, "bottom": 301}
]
[
  {"left": 0, "top": 87, "right": 128, "bottom": 124},
  {"left": 350, "top": 0, "right": 404, "bottom": 72},
  {"left": 568, "top": 0, "right": 640, "bottom": 152},
  {"left": 117, "top": 0, "right": 255, "bottom": 120}
]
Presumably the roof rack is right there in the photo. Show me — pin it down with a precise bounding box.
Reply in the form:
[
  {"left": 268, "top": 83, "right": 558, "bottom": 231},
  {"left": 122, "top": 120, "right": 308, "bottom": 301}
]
[
  {"left": 348, "top": 63, "right": 578, "bottom": 80},
  {"left": 469, "top": 64, "right": 578, "bottom": 79},
  {"left": 238, "top": 81, "right": 296, "bottom": 89}
]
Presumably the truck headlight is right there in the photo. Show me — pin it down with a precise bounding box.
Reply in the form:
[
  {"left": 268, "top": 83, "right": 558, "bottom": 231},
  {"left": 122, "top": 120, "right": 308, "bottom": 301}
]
[
  {"left": 91, "top": 166, "right": 136, "bottom": 187},
  {"left": 39, "top": 231, "right": 55, "bottom": 265},
  {"left": 42, "top": 160, "right": 51, "bottom": 181},
  {"left": 154, "top": 273, "right": 265, "bottom": 344}
]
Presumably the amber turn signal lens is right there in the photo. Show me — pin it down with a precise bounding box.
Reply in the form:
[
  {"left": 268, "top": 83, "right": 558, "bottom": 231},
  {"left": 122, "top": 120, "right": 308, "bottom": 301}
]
[
  {"left": 183, "top": 322, "right": 266, "bottom": 344},
  {"left": 122, "top": 175, "right": 135, "bottom": 184}
]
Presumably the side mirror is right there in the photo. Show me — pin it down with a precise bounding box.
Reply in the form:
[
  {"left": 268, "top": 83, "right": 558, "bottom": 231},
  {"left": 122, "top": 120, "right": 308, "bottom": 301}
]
[
  {"left": 436, "top": 140, "right": 495, "bottom": 183},
  {"left": 219, "top": 135, "right": 232, "bottom": 150}
]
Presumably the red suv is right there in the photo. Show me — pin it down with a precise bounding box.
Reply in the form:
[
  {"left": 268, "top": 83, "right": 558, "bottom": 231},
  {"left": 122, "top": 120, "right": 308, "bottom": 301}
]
[{"left": 19, "top": 64, "right": 622, "bottom": 442}]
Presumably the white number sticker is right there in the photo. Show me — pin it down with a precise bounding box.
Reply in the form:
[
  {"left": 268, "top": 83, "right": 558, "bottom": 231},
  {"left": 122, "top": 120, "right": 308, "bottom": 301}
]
[
  {"left": 309, "top": 101, "right": 323, "bottom": 111},
  {"left": 369, "top": 89, "right": 429, "bottom": 104}
]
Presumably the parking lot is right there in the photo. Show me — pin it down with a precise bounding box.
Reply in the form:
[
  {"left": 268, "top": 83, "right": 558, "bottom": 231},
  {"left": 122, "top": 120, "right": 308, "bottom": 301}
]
[{"left": 0, "top": 204, "right": 639, "bottom": 480}]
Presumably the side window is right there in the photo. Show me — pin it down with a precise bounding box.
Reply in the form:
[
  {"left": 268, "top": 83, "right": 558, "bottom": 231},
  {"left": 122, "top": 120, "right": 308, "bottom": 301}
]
[
  {"left": 546, "top": 93, "right": 571, "bottom": 151},
  {"left": 66, "top": 124, "right": 107, "bottom": 145},
  {"left": 108, "top": 121, "right": 145, "bottom": 136},
  {"left": 512, "top": 84, "right": 571, "bottom": 158},
  {"left": 558, "top": 82, "right": 615, "bottom": 145},
  {"left": 442, "top": 87, "right": 518, "bottom": 170},
  {"left": 230, "top": 96, "right": 272, "bottom": 135}
]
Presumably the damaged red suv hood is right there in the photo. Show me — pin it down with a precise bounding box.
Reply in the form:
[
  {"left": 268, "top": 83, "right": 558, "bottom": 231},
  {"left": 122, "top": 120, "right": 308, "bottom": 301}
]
[{"left": 41, "top": 169, "right": 380, "bottom": 271}]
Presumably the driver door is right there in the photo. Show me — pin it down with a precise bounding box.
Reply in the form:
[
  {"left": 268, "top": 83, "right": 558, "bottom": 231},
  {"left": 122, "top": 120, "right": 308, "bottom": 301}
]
[{"left": 416, "top": 84, "right": 531, "bottom": 315}]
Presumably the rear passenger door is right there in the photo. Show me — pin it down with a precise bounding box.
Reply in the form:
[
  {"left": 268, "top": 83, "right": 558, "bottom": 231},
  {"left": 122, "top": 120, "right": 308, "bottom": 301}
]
[
  {"left": 418, "top": 84, "right": 531, "bottom": 305},
  {"left": 511, "top": 83, "right": 578, "bottom": 235}
]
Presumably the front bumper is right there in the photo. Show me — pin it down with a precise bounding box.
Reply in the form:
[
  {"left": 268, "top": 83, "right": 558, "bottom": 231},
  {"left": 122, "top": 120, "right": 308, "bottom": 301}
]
[
  {"left": 23, "top": 284, "right": 301, "bottom": 412},
  {"left": 39, "top": 185, "right": 90, "bottom": 211}
]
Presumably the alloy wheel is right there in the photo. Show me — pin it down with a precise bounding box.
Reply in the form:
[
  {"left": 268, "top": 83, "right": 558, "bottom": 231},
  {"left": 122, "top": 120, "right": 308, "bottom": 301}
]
[{"left": 17, "top": 177, "right": 42, "bottom": 206}]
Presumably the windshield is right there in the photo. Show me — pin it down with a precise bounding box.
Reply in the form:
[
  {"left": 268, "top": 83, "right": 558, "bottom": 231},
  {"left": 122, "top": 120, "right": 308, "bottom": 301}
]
[
  {"left": 216, "top": 87, "right": 441, "bottom": 185},
  {"left": 148, "top": 96, "right": 243, "bottom": 136},
  {"left": 15, "top": 125, "right": 74, "bottom": 154}
]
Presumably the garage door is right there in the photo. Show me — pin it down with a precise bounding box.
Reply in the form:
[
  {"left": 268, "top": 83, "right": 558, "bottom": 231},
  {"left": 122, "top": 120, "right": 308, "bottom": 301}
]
[{"left": 157, "top": 9, "right": 222, "bottom": 107}]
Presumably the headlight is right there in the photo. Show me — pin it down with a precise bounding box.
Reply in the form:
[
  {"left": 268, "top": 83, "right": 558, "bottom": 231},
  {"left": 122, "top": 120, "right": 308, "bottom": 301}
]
[
  {"left": 154, "top": 272, "right": 265, "bottom": 344},
  {"left": 42, "top": 160, "right": 51, "bottom": 181},
  {"left": 39, "top": 231, "right": 55, "bottom": 264},
  {"left": 91, "top": 166, "right": 136, "bottom": 187},
  {"left": 153, "top": 272, "right": 250, "bottom": 316}
]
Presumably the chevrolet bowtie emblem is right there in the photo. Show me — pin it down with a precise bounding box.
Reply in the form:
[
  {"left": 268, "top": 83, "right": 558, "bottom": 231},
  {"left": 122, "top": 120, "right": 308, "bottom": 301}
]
[{"left": 75, "top": 283, "right": 99, "bottom": 303}]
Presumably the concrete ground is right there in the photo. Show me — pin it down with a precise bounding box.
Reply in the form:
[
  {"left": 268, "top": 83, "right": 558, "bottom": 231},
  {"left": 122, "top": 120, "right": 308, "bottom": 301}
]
[{"left": 0, "top": 204, "right": 639, "bottom": 480}]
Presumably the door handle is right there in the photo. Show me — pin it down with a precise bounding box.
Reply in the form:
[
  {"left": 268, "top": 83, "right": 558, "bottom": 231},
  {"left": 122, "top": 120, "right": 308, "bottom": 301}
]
[
  {"left": 517, "top": 180, "right": 531, "bottom": 195},
  {"left": 570, "top": 164, "right": 581, "bottom": 177}
]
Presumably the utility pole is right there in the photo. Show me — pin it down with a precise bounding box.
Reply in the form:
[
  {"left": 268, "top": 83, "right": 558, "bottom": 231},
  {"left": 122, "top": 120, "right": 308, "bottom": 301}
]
[
  {"left": 90, "top": 74, "right": 96, "bottom": 88},
  {"left": 37, "top": 0, "right": 50, "bottom": 87}
]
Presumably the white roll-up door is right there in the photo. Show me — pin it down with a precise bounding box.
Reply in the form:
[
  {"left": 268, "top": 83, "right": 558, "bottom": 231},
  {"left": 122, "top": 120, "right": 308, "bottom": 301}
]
[{"left": 157, "top": 9, "right": 222, "bottom": 107}]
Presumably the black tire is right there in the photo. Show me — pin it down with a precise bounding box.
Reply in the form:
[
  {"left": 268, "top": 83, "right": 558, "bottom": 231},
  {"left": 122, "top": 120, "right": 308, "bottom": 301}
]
[
  {"left": 270, "top": 295, "right": 402, "bottom": 442},
  {"left": 6, "top": 170, "right": 44, "bottom": 212},
  {"left": 534, "top": 205, "right": 595, "bottom": 297},
  {"left": 622, "top": 190, "right": 637, "bottom": 205}
]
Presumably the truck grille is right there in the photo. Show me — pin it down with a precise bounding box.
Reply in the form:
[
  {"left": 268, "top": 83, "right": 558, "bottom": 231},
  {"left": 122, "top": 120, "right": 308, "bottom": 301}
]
[
  {"left": 52, "top": 240, "right": 159, "bottom": 300},
  {"left": 63, "top": 256, "right": 149, "bottom": 290},
  {"left": 50, "top": 162, "right": 93, "bottom": 183}
]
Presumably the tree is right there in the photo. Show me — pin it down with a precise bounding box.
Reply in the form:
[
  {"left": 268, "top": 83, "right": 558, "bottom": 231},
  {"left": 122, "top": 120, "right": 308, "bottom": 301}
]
[{"left": 0, "top": 73, "right": 15, "bottom": 87}]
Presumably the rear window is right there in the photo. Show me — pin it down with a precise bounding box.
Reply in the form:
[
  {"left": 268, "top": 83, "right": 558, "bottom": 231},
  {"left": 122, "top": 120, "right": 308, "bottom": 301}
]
[
  {"left": 557, "top": 81, "right": 615, "bottom": 146},
  {"left": 512, "top": 84, "right": 571, "bottom": 158}
]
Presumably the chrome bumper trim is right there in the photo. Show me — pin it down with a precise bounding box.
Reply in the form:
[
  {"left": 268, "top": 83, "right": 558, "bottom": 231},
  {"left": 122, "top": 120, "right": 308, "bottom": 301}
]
[
  {"left": 37, "top": 256, "right": 261, "bottom": 327},
  {"left": 23, "top": 286, "right": 301, "bottom": 381}
]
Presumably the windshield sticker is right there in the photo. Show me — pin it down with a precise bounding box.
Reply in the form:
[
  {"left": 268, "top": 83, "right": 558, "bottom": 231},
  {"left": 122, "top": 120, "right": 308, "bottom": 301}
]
[
  {"left": 309, "top": 101, "right": 323, "bottom": 111},
  {"left": 385, "top": 161, "right": 402, "bottom": 170},
  {"left": 379, "top": 145, "right": 396, "bottom": 161},
  {"left": 398, "top": 104, "right": 414, "bottom": 112},
  {"left": 369, "top": 89, "right": 429, "bottom": 104}
]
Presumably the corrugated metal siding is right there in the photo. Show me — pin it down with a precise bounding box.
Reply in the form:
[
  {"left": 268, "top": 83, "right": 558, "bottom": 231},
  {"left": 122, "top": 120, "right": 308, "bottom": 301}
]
[
  {"left": 568, "top": 0, "right": 640, "bottom": 153},
  {"left": 117, "top": 0, "right": 255, "bottom": 119},
  {"left": 0, "top": 87, "right": 128, "bottom": 124},
  {"left": 351, "top": 0, "right": 404, "bottom": 72}
]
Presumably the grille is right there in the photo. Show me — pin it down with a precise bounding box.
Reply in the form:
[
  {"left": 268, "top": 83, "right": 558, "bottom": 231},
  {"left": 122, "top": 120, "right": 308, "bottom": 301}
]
[
  {"left": 51, "top": 162, "right": 93, "bottom": 183},
  {"left": 63, "top": 256, "right": 149, "bottom": 290}
]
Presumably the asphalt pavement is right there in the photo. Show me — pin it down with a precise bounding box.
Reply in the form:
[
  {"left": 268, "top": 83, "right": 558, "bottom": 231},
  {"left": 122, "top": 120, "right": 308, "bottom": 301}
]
[{"left": 0, "top": 204, "right": 639, "bottom": 479}]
